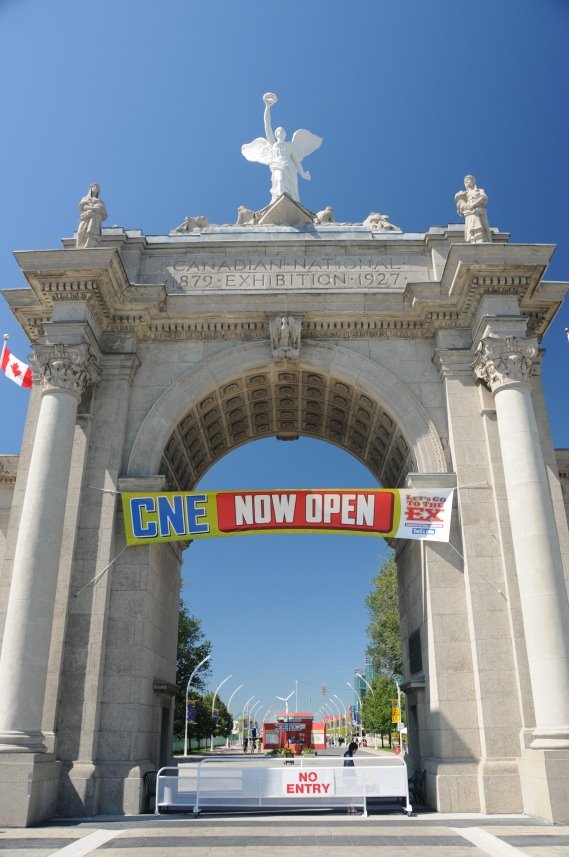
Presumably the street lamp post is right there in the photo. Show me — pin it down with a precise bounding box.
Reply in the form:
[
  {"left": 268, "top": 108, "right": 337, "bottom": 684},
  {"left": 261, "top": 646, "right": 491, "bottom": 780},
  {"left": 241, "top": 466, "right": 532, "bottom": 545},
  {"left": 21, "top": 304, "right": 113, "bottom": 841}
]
[
  {"left": 242, "top": 695, "right": 256, "bottom": 749},
  {"left": 333, "top": 694, "right": 347, "bottom": 739},
  {"left": 329, "top": 698, "right": 342, "bottom": 737},
  {"left": 346, "top": 681, "right": 363, "bottom": 740},
  {"left": 227, "top": 683, "right": 244, "bottom": 712},
  {"left": 225, "top": 683, "right": 244, "bottom": 748},
  {"left": 210, "top": 673, "right": 232, "bottom": 752},
  {"left": 396, "top": 680, "right": 403, "bottom": 753},
  {"left": 250, "top": 701, "right": 263, "bottom": 751},
  {"left": 383, "top": 670, "right": 404, "bottom": 752},
  {"left": 321, "top": 702, "right": 334, "bottom": 743},
  {"left": 358, "top": 674, "right": 374, "bottom": 694},
  {"left": 184, "top": 653, "right": 211, "bottom": 757}
]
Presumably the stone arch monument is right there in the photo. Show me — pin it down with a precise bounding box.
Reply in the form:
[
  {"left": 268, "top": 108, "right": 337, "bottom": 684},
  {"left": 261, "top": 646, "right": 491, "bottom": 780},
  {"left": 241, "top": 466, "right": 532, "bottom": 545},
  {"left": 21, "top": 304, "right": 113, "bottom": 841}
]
[{"left": 1, "top": 135, "right": 569, "bottom": 825}]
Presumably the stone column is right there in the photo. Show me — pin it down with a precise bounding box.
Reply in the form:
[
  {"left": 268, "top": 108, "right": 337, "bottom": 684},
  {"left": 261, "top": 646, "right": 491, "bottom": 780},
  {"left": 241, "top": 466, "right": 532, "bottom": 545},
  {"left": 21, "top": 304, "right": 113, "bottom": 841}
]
[
  {"left": 475, "top": 335, "right": 569, "bottom": 748},
  {"left": 0, "top": 343, "right": 100, "bottom": 752}
]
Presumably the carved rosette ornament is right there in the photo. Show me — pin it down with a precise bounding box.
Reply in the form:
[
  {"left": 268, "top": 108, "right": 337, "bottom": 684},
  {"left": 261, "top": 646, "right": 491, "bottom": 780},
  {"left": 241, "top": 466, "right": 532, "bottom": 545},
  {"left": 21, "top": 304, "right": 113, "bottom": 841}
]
[
  {"left": 474, "top": 336, "right": 539, "bottom": 392},
  {"left": 33, "top": 343, "right": 101, "bottom": 399}
]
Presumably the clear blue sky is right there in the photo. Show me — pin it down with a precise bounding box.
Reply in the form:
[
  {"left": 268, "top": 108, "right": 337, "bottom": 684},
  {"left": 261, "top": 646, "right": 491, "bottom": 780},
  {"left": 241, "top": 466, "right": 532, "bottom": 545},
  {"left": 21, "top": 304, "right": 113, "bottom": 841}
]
[{"left": 0, "top": 0, "right": 568, "bottom": 720}]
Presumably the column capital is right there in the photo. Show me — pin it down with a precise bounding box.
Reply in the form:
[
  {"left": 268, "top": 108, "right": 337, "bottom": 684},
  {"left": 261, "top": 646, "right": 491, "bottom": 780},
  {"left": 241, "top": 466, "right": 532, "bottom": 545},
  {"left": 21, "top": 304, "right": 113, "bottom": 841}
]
[
  {"left": 473, "top": 335, "right": 539, "bottom": 393},
  {"left": 32, "top": 343, "right": 101, "bottom": 400}
]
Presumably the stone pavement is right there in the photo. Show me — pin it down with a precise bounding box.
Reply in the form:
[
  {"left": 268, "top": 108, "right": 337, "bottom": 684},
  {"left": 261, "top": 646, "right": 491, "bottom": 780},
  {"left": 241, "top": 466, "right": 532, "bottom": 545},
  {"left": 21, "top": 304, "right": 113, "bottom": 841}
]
[{"left": 2, "top": 812, "right": 569, "bottom": 857}]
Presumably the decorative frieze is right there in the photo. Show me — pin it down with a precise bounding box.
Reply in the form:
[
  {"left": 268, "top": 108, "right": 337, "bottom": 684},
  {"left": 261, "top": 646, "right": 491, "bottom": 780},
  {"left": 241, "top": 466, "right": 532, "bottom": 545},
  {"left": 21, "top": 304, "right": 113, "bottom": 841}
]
[
  {"left": 33, "top": 343, "right": 101, "bottom": 399},
  {"left": 0, "top": 456, "right": 18, "bottom": 486},
  {"left": 471, "top": 276, "right": 531, "bottom": 288},
  {"left": 474, "top": 336, "right": 539, "bottom": 392}
]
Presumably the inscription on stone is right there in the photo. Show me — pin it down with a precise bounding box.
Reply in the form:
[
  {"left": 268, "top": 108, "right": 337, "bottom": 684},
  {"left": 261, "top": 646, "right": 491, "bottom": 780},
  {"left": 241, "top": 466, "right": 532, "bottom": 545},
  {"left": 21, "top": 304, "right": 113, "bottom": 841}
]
[{"left": 164, "top": 253, "right": 428, "bottom": 292}]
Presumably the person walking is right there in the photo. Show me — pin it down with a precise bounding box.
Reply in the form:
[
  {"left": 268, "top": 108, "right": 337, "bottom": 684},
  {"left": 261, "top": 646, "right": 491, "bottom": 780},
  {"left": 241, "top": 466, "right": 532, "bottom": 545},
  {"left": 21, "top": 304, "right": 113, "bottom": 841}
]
[{"left": 343, "top": 740, "right": 360, "bottom": 814}]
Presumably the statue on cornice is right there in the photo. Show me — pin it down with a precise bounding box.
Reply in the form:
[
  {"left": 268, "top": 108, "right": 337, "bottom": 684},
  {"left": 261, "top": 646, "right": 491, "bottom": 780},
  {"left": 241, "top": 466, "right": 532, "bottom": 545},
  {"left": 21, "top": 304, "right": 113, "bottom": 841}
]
[
  {"left": 242, "top": 93, "right": 322, "bottom": 204},
  {"left": 455, "top": 175, "right": 491, "bottom": 243},
  {"left": 314, "top": 206, "right": 334, "bottom": 224},
  {"left": 172, "top": 215, "right": 209, "bottom": 233},
  {"left": 236, "top": 206, "right": 257, "bottom": 226},
  {"left": 76, "top": 183, "right": 108, "bottom": 249},
  {"left": 362, "top": 212, "right": 401, "bottom": 232}
]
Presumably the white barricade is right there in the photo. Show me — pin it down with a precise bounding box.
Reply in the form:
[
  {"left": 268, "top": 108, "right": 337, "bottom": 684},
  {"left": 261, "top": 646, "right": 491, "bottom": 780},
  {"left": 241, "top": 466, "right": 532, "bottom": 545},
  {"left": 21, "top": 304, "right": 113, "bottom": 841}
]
[{"left": 155, "top": 755, "right": 412, "bottom": 817}]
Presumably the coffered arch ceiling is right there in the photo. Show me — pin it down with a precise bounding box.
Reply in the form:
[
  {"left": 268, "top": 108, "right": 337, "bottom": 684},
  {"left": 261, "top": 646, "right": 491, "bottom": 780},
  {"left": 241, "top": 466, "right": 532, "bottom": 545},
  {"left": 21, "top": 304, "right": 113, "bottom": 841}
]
[{"left": 160, "top": 365, "right": 415, "bottom": 491}]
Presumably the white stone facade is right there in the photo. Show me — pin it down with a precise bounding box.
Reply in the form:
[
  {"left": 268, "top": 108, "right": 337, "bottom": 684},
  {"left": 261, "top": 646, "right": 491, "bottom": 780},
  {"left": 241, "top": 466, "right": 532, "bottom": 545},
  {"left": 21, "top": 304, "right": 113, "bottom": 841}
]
[{"left": 0, "top": 222, "right": 568, "bottom": 824}]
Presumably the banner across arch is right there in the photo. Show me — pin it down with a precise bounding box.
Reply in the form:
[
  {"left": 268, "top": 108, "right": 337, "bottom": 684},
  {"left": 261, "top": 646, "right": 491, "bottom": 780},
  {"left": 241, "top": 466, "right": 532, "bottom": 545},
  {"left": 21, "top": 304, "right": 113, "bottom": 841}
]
[{"left": 121, "top": 488, "right": 454, "bottom": 545}]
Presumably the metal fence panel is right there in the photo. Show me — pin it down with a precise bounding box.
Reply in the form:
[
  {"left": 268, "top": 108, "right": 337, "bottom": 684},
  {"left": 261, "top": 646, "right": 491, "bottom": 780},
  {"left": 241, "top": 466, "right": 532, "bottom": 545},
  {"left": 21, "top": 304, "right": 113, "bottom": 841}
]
[{"left": 156, "top": 757, "right": 412, "bottom": 817}]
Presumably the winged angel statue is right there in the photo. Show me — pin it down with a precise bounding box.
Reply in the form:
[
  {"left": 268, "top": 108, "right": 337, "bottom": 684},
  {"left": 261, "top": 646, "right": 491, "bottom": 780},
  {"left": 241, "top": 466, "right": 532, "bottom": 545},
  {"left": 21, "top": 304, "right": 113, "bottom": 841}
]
[{"left": 242, "top": 93, "right": 322, "bottom": 204}]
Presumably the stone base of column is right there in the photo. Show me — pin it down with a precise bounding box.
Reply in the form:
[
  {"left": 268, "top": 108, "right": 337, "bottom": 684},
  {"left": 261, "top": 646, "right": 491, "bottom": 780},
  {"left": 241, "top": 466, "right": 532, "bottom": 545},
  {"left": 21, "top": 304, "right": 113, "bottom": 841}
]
[
  {"left": 519, "top": 747, "right": 569, "bottom": 822},
  {"left": 478, "top": 760, "right": 523, "bottom": 813},
  {"left": 0, "top": 753, "right": 60, "bottom": 826},
  {"left": 427, "top": 759, "right": 523, "bottom": 813},
  {"left": 0, "top": 730, "right": 46, "bottom": 753},
  {"left": 57, "top": 762, "right": 100, "bottom": 817},
  {"left": 96, "top": 762, "right": 148, "bottom": 815},
  {"left": 426, "top": 760, "right": 481, "bottom": 812}
]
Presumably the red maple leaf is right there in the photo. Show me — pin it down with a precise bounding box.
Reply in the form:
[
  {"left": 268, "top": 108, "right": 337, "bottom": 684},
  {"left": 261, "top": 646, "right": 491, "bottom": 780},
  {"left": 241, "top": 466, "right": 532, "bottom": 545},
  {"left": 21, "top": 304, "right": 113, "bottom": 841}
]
[{"left": 10, "top": 361, "right": 22, "bottom": 378}]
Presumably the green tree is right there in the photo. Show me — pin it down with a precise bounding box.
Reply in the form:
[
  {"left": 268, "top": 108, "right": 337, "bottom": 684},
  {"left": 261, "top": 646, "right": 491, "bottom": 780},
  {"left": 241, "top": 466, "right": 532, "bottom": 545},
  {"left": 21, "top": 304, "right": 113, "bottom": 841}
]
[
  {"left": 215, "top": 698, "right": 234, "bottom": 738},
  {"left": 365, "top": 553, "right": 403, "bottom": 678},
  {"left": 185, "top": 694, "right": 212, "bottom": 745},
  {"left": 174, "top": 599, "right": 212, "bottom": 739},
  {"left": 203, "top": 692, "right": 233, "bottom": 741},
  {"left": 361, "top": 674, "right": 400, "bottom": 747}
]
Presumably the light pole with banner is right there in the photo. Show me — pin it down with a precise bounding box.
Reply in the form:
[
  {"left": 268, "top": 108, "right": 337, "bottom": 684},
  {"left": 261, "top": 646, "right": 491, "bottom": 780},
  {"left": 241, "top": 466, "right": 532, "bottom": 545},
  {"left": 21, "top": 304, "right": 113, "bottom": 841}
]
[
  {"left": 225, "top": 683, "right": 243, "bottom": 748},
  {"left": 321, "top": 702, "right": 334, "bottom": 742},
  {"left": 333, "top": 694, "right": 348, "bottom": 739},
  {"left": 328, "top": 698, "right": 342, "bottom": 736},
  {"left": 242, "top": 695, "right": 256, "bottom": 748},
  {"left": 392, "top": 681, "right": 403, "bottom": 753},
  {"left": 210, "top": 673, "right": 232, "bottom": 752},
  {"left": 184, "top": 653, "right": 211, "bottom": 757},
  {"left": 346, "top": 681, "right": 363, "bottom": 740},
  {"left": 250, "top": 701, "right": 263, "bottom": 748}
]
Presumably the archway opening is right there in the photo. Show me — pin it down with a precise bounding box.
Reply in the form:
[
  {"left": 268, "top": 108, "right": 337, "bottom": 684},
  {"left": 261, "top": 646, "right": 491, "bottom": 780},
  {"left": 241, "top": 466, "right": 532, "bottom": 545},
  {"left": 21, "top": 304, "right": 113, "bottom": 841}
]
[
  {"left": 180, "top": 435, "right": 394, "bottom": 728},
  {"left": 158, "top": 365, "right": 415, "bottom": 492}
]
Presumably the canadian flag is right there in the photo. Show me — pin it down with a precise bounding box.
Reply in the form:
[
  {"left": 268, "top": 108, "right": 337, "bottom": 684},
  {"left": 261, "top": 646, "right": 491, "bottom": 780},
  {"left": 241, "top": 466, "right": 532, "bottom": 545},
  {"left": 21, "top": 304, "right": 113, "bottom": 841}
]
[{"left": 1, "top": 340, "right": 32, "bottom": 388}]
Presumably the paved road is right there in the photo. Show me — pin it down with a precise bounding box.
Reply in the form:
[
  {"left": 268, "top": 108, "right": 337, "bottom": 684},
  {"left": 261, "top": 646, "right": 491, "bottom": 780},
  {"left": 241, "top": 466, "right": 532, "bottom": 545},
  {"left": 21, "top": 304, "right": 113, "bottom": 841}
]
[
  {"left": 2, "top": 750, "right": 568, "bottom": 856},
  {"left": 2, "top": 813, "right": 569, "bottom": 857}
]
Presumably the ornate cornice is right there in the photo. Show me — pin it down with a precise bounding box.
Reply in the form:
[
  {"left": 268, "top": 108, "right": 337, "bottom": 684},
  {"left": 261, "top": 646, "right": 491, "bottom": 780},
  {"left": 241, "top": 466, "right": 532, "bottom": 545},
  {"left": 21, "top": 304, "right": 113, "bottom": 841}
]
[
  {"left": 0, "top": 455, "right": 18, "bottom": 486},
  {"left": 433, "top": 349, "right": 475, "bottom": 381},
  {"left": 474, "top": 336, "right": 539, "bottom": 392},
  {"left": 100, "top": 352, "right": 140, "bottom": 385},
  {"left": 32, "top": 343, "right": 101, "bottom": 399},
  {"left": 556, "top": 450, "right": 569, "bottom": 482},
  {"left": 4, "top": 243, "right": 566, "bottom": 345}
]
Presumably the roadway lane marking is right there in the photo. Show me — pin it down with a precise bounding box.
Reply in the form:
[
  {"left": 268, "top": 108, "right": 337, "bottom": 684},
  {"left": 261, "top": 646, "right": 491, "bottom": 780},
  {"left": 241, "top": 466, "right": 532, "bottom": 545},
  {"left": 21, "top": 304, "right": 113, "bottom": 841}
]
[
  {"left": 49, "top": 828, "right": 124, "bottom": 856},
  {"left": 453, "top": 827, "right": 527, "bottom": 856}
]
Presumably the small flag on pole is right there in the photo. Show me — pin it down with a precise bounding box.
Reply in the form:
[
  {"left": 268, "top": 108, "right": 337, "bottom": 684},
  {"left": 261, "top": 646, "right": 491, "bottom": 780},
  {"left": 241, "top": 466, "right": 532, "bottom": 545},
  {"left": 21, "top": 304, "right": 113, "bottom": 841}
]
[{"left": 1, "top": 335, "right": 32, "bottom": 389}]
